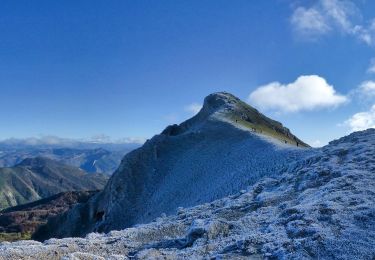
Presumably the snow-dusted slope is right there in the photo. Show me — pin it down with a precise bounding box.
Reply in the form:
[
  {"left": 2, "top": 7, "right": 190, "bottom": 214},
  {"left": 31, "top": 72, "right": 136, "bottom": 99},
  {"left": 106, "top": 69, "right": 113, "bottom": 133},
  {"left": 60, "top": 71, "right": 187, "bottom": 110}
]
[
  {"left": 33, "top": 92, "right": 309, "bottom": 240},
  {"left": 1, "top": 129, "right": 374, "bottom": 259}
]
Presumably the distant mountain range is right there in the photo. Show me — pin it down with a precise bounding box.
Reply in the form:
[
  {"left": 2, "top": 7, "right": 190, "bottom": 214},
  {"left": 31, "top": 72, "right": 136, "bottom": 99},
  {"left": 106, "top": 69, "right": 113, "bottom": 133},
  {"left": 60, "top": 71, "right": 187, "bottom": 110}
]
[
  {"left": 0, "top": 141, "right": 140, "bottom": 175},
  {"left": 0, "top": 157, "right": 108, "bottom": 209}
]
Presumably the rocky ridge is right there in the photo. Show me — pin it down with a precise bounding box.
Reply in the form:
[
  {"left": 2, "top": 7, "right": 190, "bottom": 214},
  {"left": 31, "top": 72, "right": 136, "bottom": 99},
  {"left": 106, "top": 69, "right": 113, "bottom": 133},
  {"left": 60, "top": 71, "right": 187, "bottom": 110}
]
[{"left": 34, "top": 92, "right": 310, "bottom": 239}]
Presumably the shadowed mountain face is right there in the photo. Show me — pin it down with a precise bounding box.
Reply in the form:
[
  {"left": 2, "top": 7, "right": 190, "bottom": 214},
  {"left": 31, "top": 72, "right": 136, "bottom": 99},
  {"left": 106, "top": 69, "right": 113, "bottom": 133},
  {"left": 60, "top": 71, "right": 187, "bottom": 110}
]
[
  {"left": 0, "top": 147, "right": 135, "bottom": 176},
  {"left": 36, "top": 92, "right": 310, "bottom": 239},
  {"left": 0, "top": 157, "right": 108, "bottom": 209}
]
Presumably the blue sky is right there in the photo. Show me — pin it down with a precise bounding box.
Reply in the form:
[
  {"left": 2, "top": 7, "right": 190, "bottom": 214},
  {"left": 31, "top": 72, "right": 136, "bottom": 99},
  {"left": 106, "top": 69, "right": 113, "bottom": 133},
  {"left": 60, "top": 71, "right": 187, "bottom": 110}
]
[{"left": 1, "top": 0, "right": 375, "bottom": 146}]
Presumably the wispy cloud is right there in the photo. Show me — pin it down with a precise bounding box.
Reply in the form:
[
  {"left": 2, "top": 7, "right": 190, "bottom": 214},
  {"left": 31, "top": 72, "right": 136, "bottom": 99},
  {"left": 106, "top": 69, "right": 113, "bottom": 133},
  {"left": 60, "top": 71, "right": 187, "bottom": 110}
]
[
  {"left": 161, "top": 103, "right": 202, "bottom": 126},
  {"left": 290, "top": 0, "right": 375, "bottom": 45},
  {"left": 367, "top": 58, "right": 375, "bottom": 74},
  {"left": 291, "top": 6, "right": 331, "bottom": 38},
  {"left": 88, "top": 134, "right": 145, "bottom": 144},
  {"left": 184, "top": 103, "right": 202, "bottom": 115},
  {"left": 248, "top": 75, "right": 347, "bottom": 113},
  {"left": 358, "top": 80, "right": 375, "bottom": 97},
  {"left": 0, "top": 136, "right": 77, "bottom": 146},
  {"left": 163, "top": 113, "right": 179, "bottom": 124},
  {"left": 90, "top": 134, "right": 112, "bottom": 143},
  {"left": 348, "top": 80, "right": 375, "bottom": 104}
]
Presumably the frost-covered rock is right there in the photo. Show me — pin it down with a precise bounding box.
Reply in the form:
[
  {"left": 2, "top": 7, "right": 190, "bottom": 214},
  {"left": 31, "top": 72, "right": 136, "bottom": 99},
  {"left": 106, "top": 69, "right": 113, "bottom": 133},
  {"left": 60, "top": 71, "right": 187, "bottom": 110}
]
[
  {"left": 1, "top": 129, "right": 374, "bottom": 259},
  {"left": 33, "top": 92, "right": 308, "bottom": 240}
]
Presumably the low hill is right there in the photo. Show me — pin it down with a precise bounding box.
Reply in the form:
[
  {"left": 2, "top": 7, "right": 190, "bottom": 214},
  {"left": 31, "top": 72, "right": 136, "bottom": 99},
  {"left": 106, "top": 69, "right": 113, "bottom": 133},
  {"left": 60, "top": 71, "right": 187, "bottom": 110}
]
[
  {"left": 0, "top": 157, "right": 108, "bottom": 209},
  {"left": 34, "top": 92, "right": 310, "bottom": 239},
  {"left": 0, "top": 191, "right": 99, "bottom": 241}
]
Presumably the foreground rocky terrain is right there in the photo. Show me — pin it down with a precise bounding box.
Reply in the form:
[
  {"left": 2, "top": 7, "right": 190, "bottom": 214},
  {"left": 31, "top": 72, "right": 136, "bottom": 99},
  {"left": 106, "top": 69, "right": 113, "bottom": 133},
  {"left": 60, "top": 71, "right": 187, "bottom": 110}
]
[{"left": 0, "top": 129, "right": 374, "bottom": 259}]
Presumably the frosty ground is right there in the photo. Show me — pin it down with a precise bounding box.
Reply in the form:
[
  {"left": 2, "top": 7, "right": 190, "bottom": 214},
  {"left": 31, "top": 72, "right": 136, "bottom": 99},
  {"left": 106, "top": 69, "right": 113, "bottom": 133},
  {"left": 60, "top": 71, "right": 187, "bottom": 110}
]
[{"left": 0, "top": 128, "right": 374, "bottom": 259}]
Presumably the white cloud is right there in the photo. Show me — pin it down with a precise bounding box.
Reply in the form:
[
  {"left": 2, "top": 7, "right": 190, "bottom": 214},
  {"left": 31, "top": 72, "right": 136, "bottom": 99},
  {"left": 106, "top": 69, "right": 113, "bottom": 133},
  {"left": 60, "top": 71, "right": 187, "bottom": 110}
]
[
  {"left": 344, "top": 105, "right": 375, "bottom": 132},
  {"left": 90, "top": 134, "right": 112, "bottom": 143},
  {"left": 358, "top": 80, "right": 375, "bottom": 97},
  {"left": 347, "top": 80, "right": 375, "bottom": 101},
  {"left": 311, "top": 140, "right": 323, "bottom": 147},
  {"left": 184, "top": 103, "right": 202, "bottom": 115},
  {"left": 2, "top": 136, "right": 77, "bottom": 146},
  {"left": 0, "top": 135, "right": 145, "bottom": 146},
  {"left": 87, "top": 134, "right": 146, "bottom": 144},
  {"left": 115, "top": 137, "right": 146, "bottom": 144},
  {"left": 367, "top": 58, "right": 375, "bottom": 74},
  {"left": 248, "top": 75, "right": 347, "bottom": 113},
  {"left": 291, "top": 0, "right": 375, "bottom": 45}
]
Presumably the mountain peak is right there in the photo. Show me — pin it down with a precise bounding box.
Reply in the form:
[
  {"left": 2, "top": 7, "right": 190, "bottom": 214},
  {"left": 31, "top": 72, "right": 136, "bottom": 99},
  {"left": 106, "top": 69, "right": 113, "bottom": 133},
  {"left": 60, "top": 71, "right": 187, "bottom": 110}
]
[
  {"left": 201, "top": 92, "right": 238, "bottom": 112},
  {"left": 163, "top": 92, "right": 309, "bottom": 147},
  {"left": 160, "top": 92, "right": 237, "bottom": 136},
  {"left": 16, "top": 157, "right": 56, "bottom": 167},
  {"left": 33, "top": 91, "right": 311, "bottom": 239}
]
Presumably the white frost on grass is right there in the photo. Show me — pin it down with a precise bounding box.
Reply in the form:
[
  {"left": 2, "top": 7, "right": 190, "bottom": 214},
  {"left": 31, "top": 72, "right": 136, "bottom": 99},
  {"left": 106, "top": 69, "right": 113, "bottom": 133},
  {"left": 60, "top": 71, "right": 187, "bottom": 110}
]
[{"left": 1, "top": 129, "right": 374, "bottom": 259}]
